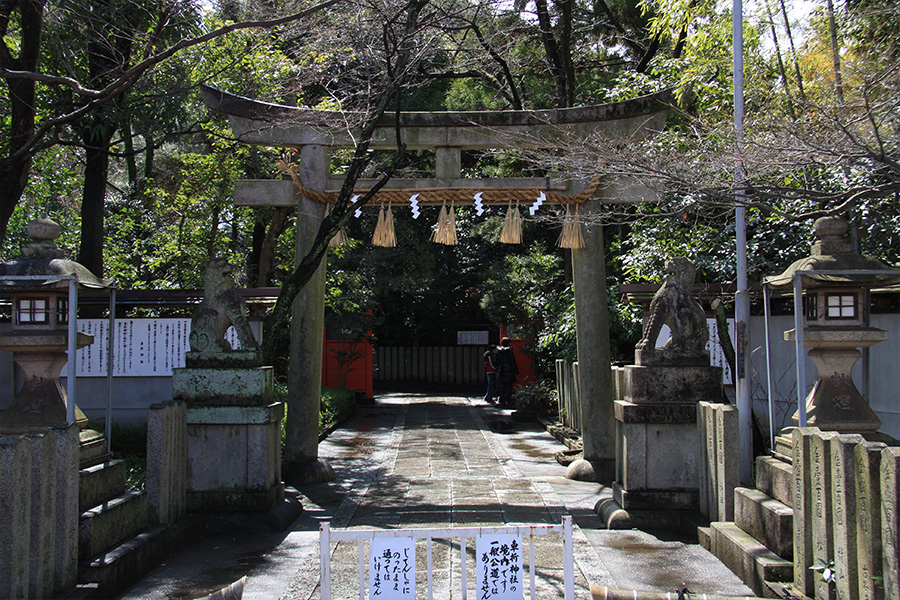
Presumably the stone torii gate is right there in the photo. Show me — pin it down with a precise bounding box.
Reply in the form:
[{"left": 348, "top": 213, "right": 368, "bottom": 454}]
[{"left": 201, "top": 84, "right": 668, "bottom": 485}]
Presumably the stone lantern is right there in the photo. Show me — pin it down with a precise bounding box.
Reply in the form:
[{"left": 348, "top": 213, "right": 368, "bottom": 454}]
[
  {"left": 0, "top": 216, "right": 110, "bottom": 434},
  {"left": 765, "top": 215, "right": 898, "bottom": 432}
]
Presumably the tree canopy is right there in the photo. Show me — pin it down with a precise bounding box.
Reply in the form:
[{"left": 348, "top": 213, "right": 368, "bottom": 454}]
[{"left": 1, "top": 0, "right": 897, "bottom": 372}]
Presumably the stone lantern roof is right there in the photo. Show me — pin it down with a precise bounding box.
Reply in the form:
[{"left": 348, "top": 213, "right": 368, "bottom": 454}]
[
  {"left": 765, "top": 216, "right": 899, "bottom": 289},
  {"left": 0, "top": 215, "right": 111, "bottom": 289}
]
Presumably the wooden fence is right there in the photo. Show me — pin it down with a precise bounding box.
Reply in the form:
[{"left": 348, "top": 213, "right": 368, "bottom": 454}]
[{"left": 373, "top": 346, "right": 484, "bottom": 386}]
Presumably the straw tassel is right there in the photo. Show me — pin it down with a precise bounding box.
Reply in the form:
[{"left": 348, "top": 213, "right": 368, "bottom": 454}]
[
  {"left": 447, "top": 203, "right": 458, "bottom": 245},
  {"left": 500, "top": 201, "right": 523, "bottom": 244},
  {"left": 325, "top": 204, "right": 344, "bottom": 248},
  {"left": 372, "top": 203, "right": 397, "bottom": 247},
  {"left": 557, "top": 204, "right": 584, "bottom": 249},
  {"left": 432, "top": 201, "right": 458, "bottom": 245}
]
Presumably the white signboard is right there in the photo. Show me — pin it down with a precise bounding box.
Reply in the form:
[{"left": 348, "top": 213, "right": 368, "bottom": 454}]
[
  {"left": 654, "top": 318, "right": 735, "bottom": 384},
  {"left": 369, "top": 537, "right": 415, "bottom": 599},
  {"left": 458, "top": 330, "right": 490, "bottom": 346},
  {"left": 476, "top": 534, "right": 523, "bottom": 600},
  {"left": 62, "top": 319, "right": 249, "bottom": 378}
]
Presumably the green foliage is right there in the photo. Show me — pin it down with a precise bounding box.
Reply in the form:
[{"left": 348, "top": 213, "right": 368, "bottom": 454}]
[
  {"left": 320, "top": 386, "right": 356, "bottom": 433},
  {"left": 512, "top": 380, "right": 559, "bottom": 419},
  {"left": 109, "top": 423, "right": 149, "bottom": 491},
  {"left": 810, "top": 557, "right": 836, "bottom": 585},
  {"left": 105, "top": 124, "right": 254, "bottom": 289}
]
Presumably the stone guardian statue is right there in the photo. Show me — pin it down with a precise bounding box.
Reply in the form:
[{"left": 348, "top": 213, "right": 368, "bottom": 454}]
[
  {"left": 189, "top": 257, "right": 259, "bottom": 354},
  {"left": 634, "top": 256, "right": 709, "bottom": 365}
]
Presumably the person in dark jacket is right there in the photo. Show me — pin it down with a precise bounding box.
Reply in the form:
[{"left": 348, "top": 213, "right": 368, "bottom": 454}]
[
  {"left": 483, "top": 346, "right": 498, "bottom": 402},
  {"left": 494, "top": 337, "right": 518, "bottom": 406}
]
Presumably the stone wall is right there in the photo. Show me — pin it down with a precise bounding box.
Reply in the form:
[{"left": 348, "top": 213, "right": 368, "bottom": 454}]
[
  {"left": 698, "top": 402, "right": 740, "bottom": 522},
  {"left": 791, "top": 427, "right": 900, "bottom": 600},
  {"left": 0, "top": 424, "right": 80, "bottom": 598},
  {"left": 146, "top": 401, "right": 187, "bottom": 525}
]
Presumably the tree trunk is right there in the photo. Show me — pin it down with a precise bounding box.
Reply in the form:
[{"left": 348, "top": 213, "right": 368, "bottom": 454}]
[
  {"left": 534, "top": 0, "right": 568, "bottom": 107},
  {"left": 764, "top": 0, "right": 796, "bottom": 119},
  {"left": 778, "top": 0, "right": 807, "bottom": 104},
  {"left": 558, "top": 0, "right": 574, "bottom": 107},
  {"left": 0, "top": 0, "right": 43, "bottom": 246},
  {"left": 255, "top": 207, "right": 293, "bottom": 287},
  {"left": 78, "top": 141, "right": 112, "bottom": 277},
  {"left": 824, "top": 0, "right": 845, "bottom": 116}
]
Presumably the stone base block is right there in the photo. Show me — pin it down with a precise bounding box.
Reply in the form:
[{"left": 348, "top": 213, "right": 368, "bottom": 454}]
[
  {"left": 615, "top": 401, "right": 696, "bottom": 424},
  {"left": 596, "top": 493, "right": 701, "bottom": 531},
  {"left": 615, "top": 412, "right": 699, "bottom": 495},
  {"left": 187, "top": 484, "right": 284, "bottom": 513},
  {"left": 698, "top": 525, "right": 713, "bottom": 552},
  {"left": 623, "top": 364, "right": 723, "bottom": 404},
  {"left": 709, "top": 521, "right": 793, "bottom": 597},
  {"left": 186, "top": 403, "right": 283, "bottom": 511},
  {"left": 734, "top": 487, "right": 793, "bottom": 560},
  {"left": 185, "top": 350, "right": 262, "bottom": 369},
  {"left": 755, "top": 456, "right": 794, "bottom": 508},
  {"left": 173, "top": 366, "right": 273, "bottom": 405},
  {"left": 612, "top": 481, "right": 698, "bottom": 511},
  {"left": 203, "top": 487, "right": 304, "bottom": 532}
]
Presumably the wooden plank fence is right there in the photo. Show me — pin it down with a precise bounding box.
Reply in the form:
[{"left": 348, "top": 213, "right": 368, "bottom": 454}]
[{"left": 374, "top": 346, "right": 484, "bottom": 385}]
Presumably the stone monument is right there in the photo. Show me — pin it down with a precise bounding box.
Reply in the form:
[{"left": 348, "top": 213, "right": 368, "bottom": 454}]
[
  {"left": 598, "top": 257, "right": 723, "bottom": 528},
  {"left": 173, "top": 258, "right": 297, "bottom": 524}
]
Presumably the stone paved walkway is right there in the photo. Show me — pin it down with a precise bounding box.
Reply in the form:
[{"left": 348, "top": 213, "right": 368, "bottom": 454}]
[{"left": 119, "top": 392, "right": 753, "bottom": 600}]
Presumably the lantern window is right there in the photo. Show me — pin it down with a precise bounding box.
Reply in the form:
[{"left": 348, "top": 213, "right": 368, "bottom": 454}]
[
  {"left": 825, "top": 294, "right": 857, "bottom": 319},
  {"left": 17, "top": 298, "right": 49, "bottom": 324},
  {"left": 805, "top": 292, "right": 818, "bottom": 320}
]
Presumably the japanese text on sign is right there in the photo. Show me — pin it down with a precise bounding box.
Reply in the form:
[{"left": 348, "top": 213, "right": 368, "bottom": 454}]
[
  {"left": 476, "top": 534, "right": 523, "bottom": 600},
  {"left": 61, "top": 318, "right": 252, "bottom": 377},
  {"left": 369, "top": 537, "right": 415, "bottom": 600}
]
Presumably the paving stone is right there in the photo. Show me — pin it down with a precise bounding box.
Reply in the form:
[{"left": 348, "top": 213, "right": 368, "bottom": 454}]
[{"left": 116, "top": 392, "right": 755, "bottom": 600}]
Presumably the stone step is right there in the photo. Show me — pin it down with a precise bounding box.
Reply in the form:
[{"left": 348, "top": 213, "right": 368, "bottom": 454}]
[
  {"left": 734, "top": 487, "right": 793, "bottom": 560},
  {"left": 697, "top": 525, "right": 713, "bottom": 552},
  {"left": 78, "top": 525, "right": 167, "bottom": 598},
  {"left": 755, "top": 455, "right": 793, "bottom": 508},
  {"left": 773, "top": 434, "right": 793, "bottom": 462},
  {"left": 79, "top": 430, "right": 110, "bottom": 469},
  {"left": 79, "top": 459, "right": 127, "bottom": 512},
  {"left": 79, "top": 490, "right": 148, "bottom": 559},
  {"left": 78, "top": 516, "right": 204, "bottom": 598},
  {"left": 709, "top": 521, "right": 793, "bottom": 598}
]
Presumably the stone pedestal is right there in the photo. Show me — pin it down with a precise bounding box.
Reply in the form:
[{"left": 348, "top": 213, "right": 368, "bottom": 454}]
[
  {"left": 785, "top": 327, "right": 885, "bottom": 432},
  {"left": 173, "top": 353, "right": 285, "bottom": 513},
  {"left": 185, "top": 403, "right": 284, "bottom": 511},
  {"left": 600, "top": 363, "right": 722, "bottom": 528},
  {"left": 0, "top": 331, "right": 93, "bottom": 435}
]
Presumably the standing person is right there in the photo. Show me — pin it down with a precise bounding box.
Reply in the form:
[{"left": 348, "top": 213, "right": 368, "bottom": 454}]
[
  {"left": 495, "top": 337, "right": 519, "bottom": 407},
  {"left": 483, "top": 346, "right": 498, "bottom": 403}
]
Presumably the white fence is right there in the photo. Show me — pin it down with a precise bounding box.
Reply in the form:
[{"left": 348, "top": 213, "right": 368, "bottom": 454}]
[{"left": 319, "top": 518, "right": 574, "bottom": 600}]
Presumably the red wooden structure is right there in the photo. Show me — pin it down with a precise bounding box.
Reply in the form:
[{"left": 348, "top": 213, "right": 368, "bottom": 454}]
[
  {"left": 499, "top": 323, "right": 536, "bottom": 388},
  {"left": 321, "top": 326, "right": 374, "bottom": 400}
]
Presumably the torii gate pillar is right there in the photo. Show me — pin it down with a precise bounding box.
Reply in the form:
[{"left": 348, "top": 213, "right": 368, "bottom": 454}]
[
  {"left": 571, "top": 193, "right": 615, "bottom": 481},
  {"left": 283, "top": 144, "right": 336, "bottom": 485}
]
